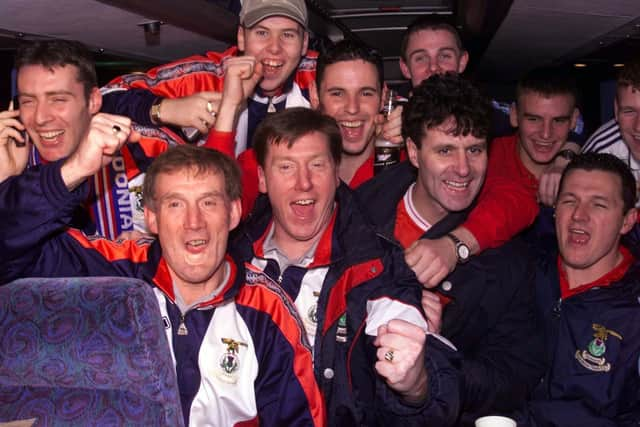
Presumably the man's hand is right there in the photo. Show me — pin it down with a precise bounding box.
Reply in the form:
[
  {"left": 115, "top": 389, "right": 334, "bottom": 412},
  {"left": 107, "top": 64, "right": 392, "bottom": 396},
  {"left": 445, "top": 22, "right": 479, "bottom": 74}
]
[
  {"left": 308, "top": 80, "right": 320, "bottom": 110},
  {"left": 421, "top": 290, "right": 443, "bottom": 334},
  {"left": 538, "top": 145, "right": 578, "bottom": 207},
  {"left": 157, "top": 91, "right": 222, "bottom": 133},
  {"left": 405, "top": 237, "right": 457, "bottom": 288},
  {"left": 215, "top": 57, "right": 263, "bottom": 132},
  {"left": 537, "top": 161, "right": 565, "bottom": 207},
  {"left": 378, "top": 105, "right": 404, "bottom": 144},
  {"left": 221, "top": 56, "right": 263, "bottom": 107},
  {"left": 61, "top": 113, "right": 139, "bottom": 190},
  {"left": 0, "top": 108, "right": 29, "bottom": 182},
  {"left": 374, "top": 320, "right": 428, "bottom": 403}
]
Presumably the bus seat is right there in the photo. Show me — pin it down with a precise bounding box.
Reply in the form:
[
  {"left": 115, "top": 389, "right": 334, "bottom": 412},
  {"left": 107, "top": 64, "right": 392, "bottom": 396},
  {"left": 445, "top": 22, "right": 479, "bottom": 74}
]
[{"left": 0, "top": 277, "right": 183, "bottom": 426}]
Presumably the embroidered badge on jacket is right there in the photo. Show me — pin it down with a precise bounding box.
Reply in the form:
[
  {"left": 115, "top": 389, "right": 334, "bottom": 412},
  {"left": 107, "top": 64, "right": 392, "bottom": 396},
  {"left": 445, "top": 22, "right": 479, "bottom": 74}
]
[
  {"left": 575, "top": 323, "right": 623, "bottom": 372},
  {"left": 217, "top": 338, "right": 248, "bottom": 383}
]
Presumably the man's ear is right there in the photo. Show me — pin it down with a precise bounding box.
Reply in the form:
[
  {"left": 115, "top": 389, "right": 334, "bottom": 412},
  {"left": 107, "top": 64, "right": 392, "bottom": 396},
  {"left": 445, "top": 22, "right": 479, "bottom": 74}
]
[
  {"left": 509, "top": 102, "right": 519, "bottom": 128},
  {"left": 237, "top": 26, "right": 246, "bottom": 52},
  {"left": 570, "top": 107, "right": 580, "bottom": 130},
  {"left": 88, "top": 87, "right": 102, "bottom": 115},
  {"left": 301, "top": 30, "right": 309, "bottom": 56},
  {"left": 614, "top": 97, "right": 619, "bottom": 122},
  {"left": 258, "top": 166, "right": 267, "bottom": 193},
  {"left": 406, "top": 138, "right": 420, "bottom": 168},
  {"left": 399, "top": 58, "right": 412, "bottom": 80},
  {"left": 621, "top": 208, "right": 638, "bottom": 235},
  {"left": 144, "top": 206, "right": 158, "bottom": 235},
  {"left": 458, "top": 50, "right": 469, "bottom": 74},
  {"left": 228, "top": 198, "right": 242, "bottom": 231}
]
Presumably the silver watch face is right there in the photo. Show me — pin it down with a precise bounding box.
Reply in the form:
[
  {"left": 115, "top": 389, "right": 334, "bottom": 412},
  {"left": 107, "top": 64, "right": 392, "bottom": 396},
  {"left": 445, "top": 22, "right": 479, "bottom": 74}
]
[{"left": 458, "top": 244, "right": 470, "bottom": 260}]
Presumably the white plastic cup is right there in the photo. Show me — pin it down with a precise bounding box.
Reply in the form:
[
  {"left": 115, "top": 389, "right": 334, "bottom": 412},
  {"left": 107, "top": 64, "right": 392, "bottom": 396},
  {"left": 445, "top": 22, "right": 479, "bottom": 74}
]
[{"left": 475, "top": 415, "right": 517, "bottom": 427}]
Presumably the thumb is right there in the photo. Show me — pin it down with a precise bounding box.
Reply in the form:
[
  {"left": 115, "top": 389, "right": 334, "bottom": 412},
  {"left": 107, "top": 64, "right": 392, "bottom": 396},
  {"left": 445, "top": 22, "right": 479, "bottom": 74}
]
[
  {"left": 128, "top": 129, "right": 142, "bottom": 144},
  {"left": 243, "top": 62, "right": 263, "bottom": 96}
]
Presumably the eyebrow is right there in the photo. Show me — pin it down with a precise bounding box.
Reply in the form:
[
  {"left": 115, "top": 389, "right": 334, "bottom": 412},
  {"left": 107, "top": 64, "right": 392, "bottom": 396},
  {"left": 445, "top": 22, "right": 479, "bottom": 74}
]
[
  {"left": 159, "top": 190, "right": 225, "bottom": 201},
  {"left": 325, "top": 85, "right": 379, "bottom": 92},
  {"left": 19, "top": 90, "right": 75, "bottom": 98},
  {"left": 408, "top": 46, "right": 457, "bottom": 59},
  {"left": 559, "top": 192, "right": 611, "bottom": 202},
  {"left": 253, "top": 24, "right": 300, "bottom": 33}
]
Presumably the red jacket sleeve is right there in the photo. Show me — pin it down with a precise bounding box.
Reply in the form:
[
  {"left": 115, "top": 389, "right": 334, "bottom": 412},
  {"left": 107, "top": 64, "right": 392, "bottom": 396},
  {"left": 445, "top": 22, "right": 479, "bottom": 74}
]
[{"left": 464, "top": 174, "right": 539, "bottom": 250}]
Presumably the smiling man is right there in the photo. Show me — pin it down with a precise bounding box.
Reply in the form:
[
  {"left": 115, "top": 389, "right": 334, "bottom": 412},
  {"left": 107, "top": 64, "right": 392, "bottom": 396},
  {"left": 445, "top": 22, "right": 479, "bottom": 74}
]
[
  {"left": 583, "top": 57, "right": 640, "bottom": 202},
  {"left": 516, "top": 152, "right": 640, "bottom": 426},
  {"left": 0, "top": 123, "right": 325, "bottom": 426},
  {"left": 230, "top": 107, "right": 461, "bottom": 426},
  {"left": 399, "top": 18, "right": 468, "bottom": 89},
  {"left": 102, "top": 0, "right": 315, "bottom": 157},
  {"left": 0, "top": 39, "right": 162, "bottom": 239},
  {"left": 314, "top": 40, "right": 387, "bottom": 187},
  {"left": 356, "top": 73, "right": 544, "bottom": 425}
]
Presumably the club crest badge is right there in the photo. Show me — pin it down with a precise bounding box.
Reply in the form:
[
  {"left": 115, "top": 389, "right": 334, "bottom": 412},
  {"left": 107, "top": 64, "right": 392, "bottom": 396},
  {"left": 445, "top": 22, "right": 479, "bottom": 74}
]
[
  {"left": 217, "top": 338, "right": 248, "bottom": 383},
  {"left": 575, "top": 323, "right": 622, "bottom": 372},
  {"left": 303, "top": 291, "right": 321, "bottom": 337}
]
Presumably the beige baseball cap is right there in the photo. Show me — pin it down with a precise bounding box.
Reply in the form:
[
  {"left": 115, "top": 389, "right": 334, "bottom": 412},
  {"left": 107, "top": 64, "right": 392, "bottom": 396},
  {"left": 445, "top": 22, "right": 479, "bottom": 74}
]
[{"left": 239, "top": 0, "right": 308, "bottom": 29}]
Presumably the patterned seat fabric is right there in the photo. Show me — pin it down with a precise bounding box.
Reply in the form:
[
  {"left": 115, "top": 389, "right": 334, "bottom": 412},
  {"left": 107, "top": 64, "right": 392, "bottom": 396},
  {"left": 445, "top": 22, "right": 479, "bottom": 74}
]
[{"left": 0, "top": 277, "right": 183, "bottom": 426}]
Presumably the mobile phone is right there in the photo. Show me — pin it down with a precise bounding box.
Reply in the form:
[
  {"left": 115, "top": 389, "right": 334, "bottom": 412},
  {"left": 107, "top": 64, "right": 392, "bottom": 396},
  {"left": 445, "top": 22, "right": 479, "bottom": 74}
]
[{"left": 10, "top": 96, "right": 28, "bottom": 147}]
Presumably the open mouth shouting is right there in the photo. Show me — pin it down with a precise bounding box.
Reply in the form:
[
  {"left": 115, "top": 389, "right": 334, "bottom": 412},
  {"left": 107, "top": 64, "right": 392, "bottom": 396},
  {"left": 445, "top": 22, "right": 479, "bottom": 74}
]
[
  {"left": 185, "top": 238, "right": 209, "bottom": 259},
  {"left": 291, "top": 199, "right": 315, "bottom": 218},
  {"left": 568, "top": 227, "right": 590, "bottom": 245},
  {"left": 338, "top": 120, "right": 366, "bottom": 142}
]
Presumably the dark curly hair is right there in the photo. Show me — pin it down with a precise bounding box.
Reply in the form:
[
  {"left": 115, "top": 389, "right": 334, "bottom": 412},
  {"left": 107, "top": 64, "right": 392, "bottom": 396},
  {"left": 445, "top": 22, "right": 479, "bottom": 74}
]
[
  {"left": 402, "top": 72, "right": 491, "bottom": 147},
  {"left": 559, "top": 152, "right": 637, "bottom": 213}
]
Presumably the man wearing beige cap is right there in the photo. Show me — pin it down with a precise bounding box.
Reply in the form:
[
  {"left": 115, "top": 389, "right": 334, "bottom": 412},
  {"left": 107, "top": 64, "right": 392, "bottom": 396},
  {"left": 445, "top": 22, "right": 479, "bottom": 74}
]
[{"left": 102, "top": 0, "right": 316, "bottom": 157}]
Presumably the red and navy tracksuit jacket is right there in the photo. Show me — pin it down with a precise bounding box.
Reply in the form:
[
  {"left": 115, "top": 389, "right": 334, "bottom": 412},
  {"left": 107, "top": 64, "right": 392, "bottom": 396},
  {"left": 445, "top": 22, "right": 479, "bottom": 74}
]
[
  {"left": 0, "top": 161, "right": 325, "bottom": 427},
  {"left": 354, "top": 160, "right": 545, "bottom": 426},
  {"left": 231, "top": 186, "right": 462, "bottom": 427},
  {"left": 101, "top": 46, "right": 317, "bottom": 155}
]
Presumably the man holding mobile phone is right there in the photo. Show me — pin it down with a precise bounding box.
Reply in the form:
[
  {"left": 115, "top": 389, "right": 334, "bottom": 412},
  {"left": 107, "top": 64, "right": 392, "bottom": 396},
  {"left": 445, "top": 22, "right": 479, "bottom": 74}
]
[{"left": 0, "top": 39, "right": 156, "bottom": 241}]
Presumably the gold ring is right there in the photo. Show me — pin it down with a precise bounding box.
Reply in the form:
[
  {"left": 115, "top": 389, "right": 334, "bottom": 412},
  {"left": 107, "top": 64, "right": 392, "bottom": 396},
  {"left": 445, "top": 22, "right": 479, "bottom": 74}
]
[
  {"left": 112, "top": 125, "right": 121, "bottom": 134},
  {"left": 384, "top": 350, "right": 394, "bottom": 362}
]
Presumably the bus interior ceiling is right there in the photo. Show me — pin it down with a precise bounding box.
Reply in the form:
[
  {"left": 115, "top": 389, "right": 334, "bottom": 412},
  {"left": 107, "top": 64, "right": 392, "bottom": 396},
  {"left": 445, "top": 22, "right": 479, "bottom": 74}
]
[{"left": 0, "top": 0, "right": 639, "bottom": 128}]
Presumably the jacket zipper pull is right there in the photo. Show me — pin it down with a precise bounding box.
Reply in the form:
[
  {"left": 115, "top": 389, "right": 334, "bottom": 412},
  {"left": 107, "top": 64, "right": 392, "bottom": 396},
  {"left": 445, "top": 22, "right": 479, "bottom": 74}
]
[
  {"left": 177, "top": 314, "right": 189, "bottom": 336},
  {"left": 267, "top": 97, "right": 276, "bottom": 113},
  {"left": 552, "top": 298, "right": 562, "bottom": 317}
]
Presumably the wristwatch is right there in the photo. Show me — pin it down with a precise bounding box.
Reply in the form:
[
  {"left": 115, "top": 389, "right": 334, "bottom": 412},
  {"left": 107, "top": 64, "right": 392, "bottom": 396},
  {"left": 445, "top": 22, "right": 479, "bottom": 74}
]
[
  {"left": 554, "top": 149, "right": 576, "bottom": 162},
  {"left": 447, "top": 233, "right": 470, "bottom": 264},
  {"left": 150, "top": 98, "right": 163, "bottom": 125}
]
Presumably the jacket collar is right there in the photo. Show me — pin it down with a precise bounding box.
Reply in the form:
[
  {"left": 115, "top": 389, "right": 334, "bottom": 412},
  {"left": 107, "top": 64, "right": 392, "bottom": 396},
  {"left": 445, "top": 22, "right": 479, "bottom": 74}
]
[
  {"left": 355, "top": 160, "right": 473, "bottom": 237},
  {"left": 235, "top": 183, "right": 384, "bottom": 266},
  {"left": 145, "top": 240, "right": 245, "bottom": 308}
]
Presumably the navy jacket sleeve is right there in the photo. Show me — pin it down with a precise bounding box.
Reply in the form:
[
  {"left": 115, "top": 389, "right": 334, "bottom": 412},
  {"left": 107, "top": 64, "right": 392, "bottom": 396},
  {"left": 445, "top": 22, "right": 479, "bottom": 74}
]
[
  {"left": 0, "top": 162, "right": 125, "bottom": 283},
  {"left": 101, "top": 88, "right": 160, "bottom": 126},
  {"left": 372, "top": 246, "right": 461, "bottom": 426}
]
